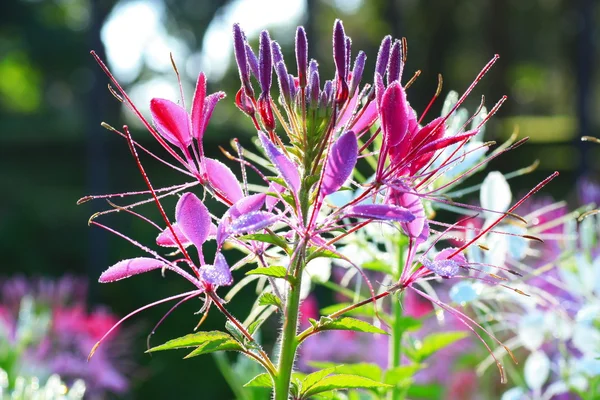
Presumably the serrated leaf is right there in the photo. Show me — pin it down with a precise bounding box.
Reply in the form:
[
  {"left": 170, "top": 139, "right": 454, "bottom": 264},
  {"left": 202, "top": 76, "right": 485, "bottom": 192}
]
[
  {"left": 246, "top": 266, "right": 289, "bottom": 279},
  {"left": 407, "top": 331, "right": 469, "bottom": 361},
  {"left": 225, "top": 320, "right": 246, "bottom": 343},
  {"left": 244, "top": 373, "right": 273, "bottom": 388},
  {"left": 258, "top": 292, "right": 282, "bottom": 308},
  {"left": 147, "top": 331, "right": 238, "bottom": 353},
  {"left": 184, "top": 337, "right": 244, "bottom": 358},
  {"left": 247, "top": 319, "right": 264, "bottom": 336},
  {"left": 319, "top": 317, "right": 388, "bottom": 335},
  {"left": 309, "top": 362, "right": 382, "bottom": 382},
  {"left": 239, "top": 233, "right": 289, "bottom": 252},
  {"left": 302, "top": 366, "right": 339, "bottom": 392},
  {"left": 384, "top": 365, "right": 422, "bottom": 387},
  {"left": 302, "top": 374, "right": 391, "bottom": 397}
]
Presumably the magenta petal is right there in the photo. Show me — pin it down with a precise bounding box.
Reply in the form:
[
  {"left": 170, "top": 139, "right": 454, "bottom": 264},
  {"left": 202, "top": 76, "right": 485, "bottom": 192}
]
[
  {"left": 336, "top": 91, "right": 359, "bottom": 130},
  {"left": 99, "top": 257, "right": 164, "bottom": 283},
  {"left": 156, "top": 223, "right": 192, "bottom": 247},
  {"left": 200, "top": 253, "right": 233, "bottom": 286},
  {"left": 321, "top": 131, "right": 358, "bottom": 197},
  {"left": 228, "top": 211, "right": 280, "bottom": 236},
  {"left": 350, "top": 101, "right": 377, "bottom": 135},
  {"left": 266, "top": 182, "right": 285, "bottom": 211},
  {"left": 191, "top": 73, "right": 207, "bottom": 141},
  {"left": 230, "top": 193, "right": 266, "bottom": 217},
  {"left": 420, "top": 257, "right": 461, "bottom": 279},
  {"left": 175, "top": 193, "right": 211, "bottom": 250},
  {"left": 436, "top": 247, "right": 468, "bottom": 265},
  {"left": 258, "top": 131, "right": 300, "bottom": 193},
  {"left": 200, "top": 92, "right": 226, "bottom": 135},
  {"left": 388, "top": 187, "right": 426, "bottom": 237},
  {"left": 380, "top": 81, "right": 409, "bottom": 148},
  {"left": 204, "top": 158, "right": 244, "bottom": 203},
  {"left": 417, "top": 129, "right": 478, "bottom": 157},
  {"left": 150, "top": 98, "right": 191, "bottom": 148},
  {"left": 344, "top": 204, "right": 415, "bottom": 222}
]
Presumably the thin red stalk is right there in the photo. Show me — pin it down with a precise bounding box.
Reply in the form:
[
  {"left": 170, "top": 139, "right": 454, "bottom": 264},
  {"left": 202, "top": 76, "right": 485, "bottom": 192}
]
[{"left": 449, "top": 172, "right": 559, "bottom": 258}]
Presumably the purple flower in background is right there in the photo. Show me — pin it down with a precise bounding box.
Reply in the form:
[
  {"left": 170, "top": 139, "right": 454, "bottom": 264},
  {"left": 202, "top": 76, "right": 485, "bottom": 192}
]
[{"left": 0, "top": 276, "right": 132, "bottom": 398}]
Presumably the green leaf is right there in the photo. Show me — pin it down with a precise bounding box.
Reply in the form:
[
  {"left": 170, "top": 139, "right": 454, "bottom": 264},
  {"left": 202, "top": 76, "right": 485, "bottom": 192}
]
[
  {"left": 406, "top": 383, "right": 443, "bottom": 399},
  {"left": 384, "top": 365, "right": 423, "bottom": 387},
  {"left": 247, "top": 319, "right": 264, "bottom": 336},
  {"left": 238, "top": 233, "right": 289, "bottom": 252},
  {"left": 407, "top": 331, "right": 469, "bottom": 362},
  {"left": 258, "top": 292, "right": 282, "bottom": 308},
  {"left": 319, "top": 317, "right": 388, "bottom": 335},
  {"left": 308, "top": 362, "right": 382, "bottom": 382},
  {"left": 304, "top": 174, "right": 320, "bottom": 189},
  {"left": 184, "top": 337, "right": 244, "bottom": 358},
  {"left": 225, "top": 320, "right": 246, "bottom": 343},
  {"left": 147, "top": 331, "right": 240, "bottom": 353},
  {"left": 302, "top": 366, "right": 339, "bottom": 391},
  {"left": 302, "top": 374, "right": 391, "bottom": 398},
  {"left": 320, "top": 303, "right": 377, "bottom": 319},
  {"left": 244, "top": 373, "right": 273, "bottom": 388},
  {"left": 306, "top": 249, "right": 342, "bottom": 263},
  {"left": 361, "top": 260, "right": 393, "bottom": 274},
  {"left": 246, "top": 266, "right": 289, "bottom": 279}
]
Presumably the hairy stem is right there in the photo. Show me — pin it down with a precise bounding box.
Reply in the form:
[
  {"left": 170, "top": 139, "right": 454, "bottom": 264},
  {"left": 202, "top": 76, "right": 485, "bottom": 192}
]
[{"left": 390, "top": 242, "right": 406, "bottom": 400}]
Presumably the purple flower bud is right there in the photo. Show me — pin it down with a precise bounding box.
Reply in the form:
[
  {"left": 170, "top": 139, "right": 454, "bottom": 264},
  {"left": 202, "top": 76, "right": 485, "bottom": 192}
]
[
  {"left": 275, "top": 61, "right": 291, "bottom": 103},
  {"left": 309, "top": 70, "right": 320, "bottom": 106},
  {"left": 332, "top": 20, "right": 348, "bottom": 103},
  {"left": 308, "top": 59, "right": 318, "bottom": 78},
  {"left": 288, "top": 74, "right": 297, "bottom": 100},
  {"left": 259, "top": 30, "right": 273, "bottom": 96},
  {"left": 324, "top": 80, "right": 333, "bottom": 101},
  {"left": 375, "top": 35, "right": 392, "bottom": 80},
  {"left": 271, "top": 41, "right": 284, "bottom": 65},
  {"left": 295, "top": 26, "right": 308, "bottom": 88},
  {"left": 232, "top": 24, "right": 249, "bottom": 82},
  {"left": 349, "top": 51, "right": 366, "bottom": 97},
  {"left": 387, "top": 39, "right": 402, "bottom": 84},
  {"left": 246, "top": 43, "right": 259, "bottom": 79},
  {"left": 319, "top": 91, "right": 329, "bottom": 109},
  {"left": 345, "top": 36, "right": 352, "bottom": 77}
]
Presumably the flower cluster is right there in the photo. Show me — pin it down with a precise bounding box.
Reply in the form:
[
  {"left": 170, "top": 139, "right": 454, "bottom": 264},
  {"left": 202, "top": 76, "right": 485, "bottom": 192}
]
[
  {"left": 0, "top": 276, "right": 131, "bottom": 399},
  {"left": 83, "top": 19, "right": 558, "bottom": 398}
]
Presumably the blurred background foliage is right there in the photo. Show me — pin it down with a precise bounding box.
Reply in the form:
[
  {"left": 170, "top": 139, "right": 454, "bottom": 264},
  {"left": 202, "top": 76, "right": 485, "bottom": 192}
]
[{"left": 0, "top": 0, "right": 598, "bottom": 398}]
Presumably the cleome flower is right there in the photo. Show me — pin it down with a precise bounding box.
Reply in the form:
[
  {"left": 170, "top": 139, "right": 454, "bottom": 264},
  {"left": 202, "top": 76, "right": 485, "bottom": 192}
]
[{"left": 81, "top": 18, "right": 559, "bottom": 397}]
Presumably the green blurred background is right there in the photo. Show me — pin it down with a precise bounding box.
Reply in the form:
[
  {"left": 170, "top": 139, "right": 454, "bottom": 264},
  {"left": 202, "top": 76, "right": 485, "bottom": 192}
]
[{"left": 0, "top": 0, "right": 598, "bottom": 398}]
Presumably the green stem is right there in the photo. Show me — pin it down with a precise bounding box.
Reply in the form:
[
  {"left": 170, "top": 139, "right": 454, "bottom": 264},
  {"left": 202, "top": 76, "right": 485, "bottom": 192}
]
[
  {"left": 274, "top": 244, "right": 305, "bottom": 400},
  {"left": 390, "top": 241, "right": 406, "bottom": 400}
]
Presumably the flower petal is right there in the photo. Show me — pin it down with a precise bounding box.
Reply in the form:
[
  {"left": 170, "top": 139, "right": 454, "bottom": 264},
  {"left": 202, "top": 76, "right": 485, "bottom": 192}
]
[
  {"left": 380, "top": 81, "right": 409, "bottom": 148},
  {"left": 228, "top": 211, "right": 280, "bottom": 237},
  {"left": 200, "top": 253, "right": 233, "bottom": 287},
  {"left": 420, "top": 257, "right": 461, "bottom": 278},
  {"left": 99, "top": 257, "right": 165, "bottom": 283},
  {"left": 175, "top": 193, "right": 211, "bottom": 250},
  {"left": 387, "top": 185, "right": 426, "bottom": 237},
  {"left": 258, "top": 131, "right": 300, "bottom": 193},
  {"left": 191, "top": 72, "right": 206, "bottom": 140},
  {"left": 150, "top": 98, "right": 191, "bottom": 148},
  {"left": 344, "top": 204, "right": 415, "bottom": 222},
  {"left": 156, "top": 223, "right": 192, "bottom": 248},
  {"left": 321, "top": 131, "right": 358, "bottom": 197},
  {"left": 204, "top": 158, "right": 244, "bottom": 203}
]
